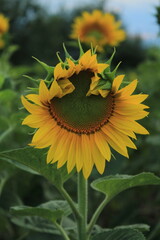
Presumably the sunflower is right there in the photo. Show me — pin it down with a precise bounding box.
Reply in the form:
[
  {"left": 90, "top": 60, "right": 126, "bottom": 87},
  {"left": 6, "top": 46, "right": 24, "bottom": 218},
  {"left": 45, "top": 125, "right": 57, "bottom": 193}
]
[
  {"left": 0, "top": 13, "right": 9, "bottom": 35},
  {"left": 21, "top": 47, "right": 149, "bottom": 179},
  {"left": 70, "top": 10, "right": 126, "bottom": 51}
]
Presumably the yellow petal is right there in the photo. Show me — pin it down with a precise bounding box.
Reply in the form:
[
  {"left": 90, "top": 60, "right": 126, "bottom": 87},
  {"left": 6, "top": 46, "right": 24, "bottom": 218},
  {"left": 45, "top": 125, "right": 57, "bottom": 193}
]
[
  {"left": 117, "top": 79, "right": 138, "bottom": 97},
  {"left": 47, "top": 144, "right": 56, "bottom": 163},
  {"left": 22, "top": 114, "right": 51, "bottom": 128},
  {"left": 90, "top": 135, "right": 105, "bottom": 174},
  {"left": 30, "top": 120, "right": 57, "bottom": 147},
  {"left": 58, "top": 79, "right": 75, "bottom": 97},
  {"left": 112, "top": 75, "right": 125, "bottom": 93},
  {"left": 67, "top": 134, "right": 76, "bottom": 173},
  {"left": 81, "top": 134, "right": 93, "bottom": 178},
  {"left": 57, "top": 132, "right": 72, "bottom": 168},
  {"left": 102, "top": 125, "right": 130, "bottom": 154},
  {"left": 94, "top": 131, "right": 111, "bottom": 161},
  {"left": 26, "top": 94, "right": 42, "bottom": 106},
  {"left": 21, "top": 96, "right": 46, "bottom": 114},
  {"left": 98, "top": 89, "right": 110, "bottom": 98},
  {"left": 97, "top": 63, "right": 109, "bottom": 73},
  {"left": 54, "top": 63, "right": 63, "bottom": 80},
  {"left": 108, "top": 121, "right": 137, "bottom": 139},
  {"left": 116, "top": 94, "right": 148, "bottom": 104},
  {"left": 49, "top": 80, "right": 63, "bottom": 99},
  {"left": 39, "top": 80, "right": 50, "bottom": 104},
  {"left": 130, "top": 121, "right": 149, "bottom": 135},
  {"left": 75, "top": 136, "right": 83, "bottom": 172},
  {"left": 106, "top": 135, "right": 129, "bottom": 158},
  {"left": 54, "top": 130, "right": 68, "bottom": 162},
  {"left": 107, "top": 125, "right": 137, "bottom": 149}
]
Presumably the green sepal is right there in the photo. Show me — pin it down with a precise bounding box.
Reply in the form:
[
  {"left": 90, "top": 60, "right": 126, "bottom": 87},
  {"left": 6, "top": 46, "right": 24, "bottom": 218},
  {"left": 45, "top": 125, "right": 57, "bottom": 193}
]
[
  {"left": 63, "top": 43, "right": 74, "bottom": 61},
  {"left": 90, "top": 42, "right": 98, "bottom": 55},
  {"left": 56, "top": 51, "right": 63, "bottom": 63},
  {"left": 27, "top": 87, "right": 39, "bottom": 93},
  {"left": 105, "top": 47, "right": 116, "bottom": 71},
  {"left": 32, "top": 56, "right": 54, "bottom": 81},
  {"left": 96, "top": 58, "right": 121, "bottom": 90},
  {"left": 23, "top": 74, "right": 40, "bottom": 83},
  {"left": 95, "top": 80, "right": 112, "bottom": 90},
  {"left": 78, "top": 38, "right": 84, "bottom": 57},
  {"left": 103, "top": 61, "right": 121, "bottom": 81}
]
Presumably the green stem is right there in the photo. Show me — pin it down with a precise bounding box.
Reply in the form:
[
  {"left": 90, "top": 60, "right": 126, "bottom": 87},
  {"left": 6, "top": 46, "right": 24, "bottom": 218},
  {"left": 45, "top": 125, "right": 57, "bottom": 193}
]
[
  {"left": 54, "top": 221, "right": 70, "bottom": 240},
  {"left": 148, "top": 220, "right": 160, "bottom": 240},
  {"left": 0, "top": 126, "right": 13, "bottom": 143},
  {"left": 77, "top": 172, "right": 88, "bottom": 240},
  {"left": 87, "top": 196, "right": 108, "bottom": 236},
  {"left": 59, "top": 186, "right": 81, "bottom": 220}
]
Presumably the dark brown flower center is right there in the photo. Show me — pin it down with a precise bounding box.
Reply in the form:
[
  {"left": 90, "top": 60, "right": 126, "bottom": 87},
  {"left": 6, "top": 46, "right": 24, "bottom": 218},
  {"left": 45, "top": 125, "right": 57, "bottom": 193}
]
[{"left": 48, "top": 71, "right": 115, "bottom": 135}]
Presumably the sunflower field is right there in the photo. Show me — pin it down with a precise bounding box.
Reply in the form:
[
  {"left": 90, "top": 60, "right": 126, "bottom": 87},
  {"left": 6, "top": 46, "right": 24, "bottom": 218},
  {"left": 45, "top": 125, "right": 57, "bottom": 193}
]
[{"left": 0, "top": 0, "right": 160, "bottom": 240}]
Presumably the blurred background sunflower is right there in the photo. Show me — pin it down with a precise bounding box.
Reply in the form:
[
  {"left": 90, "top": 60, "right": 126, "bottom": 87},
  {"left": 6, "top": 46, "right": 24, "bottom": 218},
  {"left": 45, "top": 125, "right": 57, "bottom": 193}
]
[
  {"left": 0, "top": 13, "right": 9, "bottom": 49},
  {"left": 70, "top": 10, "right": 126, "bottom": 51}
]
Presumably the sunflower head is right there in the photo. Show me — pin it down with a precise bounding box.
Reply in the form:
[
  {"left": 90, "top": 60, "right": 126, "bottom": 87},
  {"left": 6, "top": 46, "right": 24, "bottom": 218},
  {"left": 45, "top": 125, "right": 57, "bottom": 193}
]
[
  {"left": 0, "top": 14, "right": 9, "bottom": 35},
  {"left": 70, "top": 10, "right": 126, "bottom": 51},
  {"left": 21, "top": 43, "right": 149, "bottom": 179}
]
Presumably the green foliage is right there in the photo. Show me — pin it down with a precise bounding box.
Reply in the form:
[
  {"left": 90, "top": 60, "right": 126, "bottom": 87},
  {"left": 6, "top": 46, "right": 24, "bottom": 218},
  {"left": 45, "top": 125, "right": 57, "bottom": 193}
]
[
  {"left": 11, "top": 215, "right": 59, "bottom": 234},
  {"left": 155, "top": 5, "right": 160, "bottom": 26},
  {"left": 0, "top": 147, "right": 74, "bottom": 187},
  {"left": 91, "top": 228, "right": 146, "bottom": 240},
  {"left": 0, "top": 159, "right": 18, "bottom": 196},
  {"left": 11, "top": 200, "right": 71, "bottom": 222},
  {"left": 91, "top": 173, "right": 160, "bottom": 203}
]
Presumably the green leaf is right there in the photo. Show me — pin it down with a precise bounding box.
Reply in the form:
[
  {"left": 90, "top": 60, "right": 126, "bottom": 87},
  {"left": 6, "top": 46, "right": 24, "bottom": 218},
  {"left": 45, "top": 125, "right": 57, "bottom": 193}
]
[
  {"left": 91, "top": 228, "right": 146, "bottom": 240},
  {"left": 0, "top": 89, "right": 17, "bottom": 102},
  {"left": 0, "top": 75, "right": 5, "bottom": 88},
  {"left": 0, "top": 147, "right": 74, "bottom": 187},
  {"left": 91, "top": 173, "right": 160, "bottom": 203},
  {"left": 10, "top": 200, "right": 71, "bottom": 222},
  {"left": 11, "top": 215, "right": 59, "bottom": 234},
  {"left": 0, "top": 159, "right": 18, "bottom": 196},
  {"left": 114, "top": 224, "right": 150, "bottom": 233}
]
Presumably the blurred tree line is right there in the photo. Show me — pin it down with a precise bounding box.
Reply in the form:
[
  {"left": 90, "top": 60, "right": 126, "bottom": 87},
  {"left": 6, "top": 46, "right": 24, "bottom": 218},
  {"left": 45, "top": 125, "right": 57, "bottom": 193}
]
[{"left": 0, "top": 0, "right": 147, "bottom": 68}]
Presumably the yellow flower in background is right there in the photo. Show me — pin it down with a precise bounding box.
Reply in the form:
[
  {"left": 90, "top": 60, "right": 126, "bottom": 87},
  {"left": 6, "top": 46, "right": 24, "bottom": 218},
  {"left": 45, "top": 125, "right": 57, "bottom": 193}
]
[
  {"left": 0, "top": 38, "right": 5, "bottom": 49},
  {"left": 70, "top": 10, "right": 126, "bottom": 51},
  {"left": 0, "top": 13, "right": 9, "bottom": 35},
  {"left": 21, "top": 47, "right": 149, "bottom": 179}
]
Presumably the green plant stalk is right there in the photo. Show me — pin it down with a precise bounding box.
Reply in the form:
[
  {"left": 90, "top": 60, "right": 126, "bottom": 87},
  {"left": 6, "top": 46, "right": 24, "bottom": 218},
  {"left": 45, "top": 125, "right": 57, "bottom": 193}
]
[
  {"left": 58, "top": 186, "right": 81, "bottom": 220},
  {"left": 77, "top": 172, "right": 88, "bottom": 240},
  {"left": 54, "top": 221, "right": 70, "bottom": 240},
  {"left": 87, "top": 196, "right": 108, "bottom": 236},
  {"left": 0, "top": 126, "right": 14, "bottom": 143},
  {"left": 148, "top": 220, "right": 160, "bottom": 240}
]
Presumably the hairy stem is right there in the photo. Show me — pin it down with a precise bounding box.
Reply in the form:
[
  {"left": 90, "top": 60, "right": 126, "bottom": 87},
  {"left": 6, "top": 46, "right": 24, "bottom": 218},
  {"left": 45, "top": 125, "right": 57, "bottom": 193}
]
[
  {"left": 77, "top": 172, "right": 88, "bottom": 240},
  {"left": 54, "top": 221, "right": 70, "bottom": 240},
  {"left": 58, "top": 186, "right": 81, "bottom": 220},
  {"left": 87, "top": 196, "right": 108, "bottom": 236}
]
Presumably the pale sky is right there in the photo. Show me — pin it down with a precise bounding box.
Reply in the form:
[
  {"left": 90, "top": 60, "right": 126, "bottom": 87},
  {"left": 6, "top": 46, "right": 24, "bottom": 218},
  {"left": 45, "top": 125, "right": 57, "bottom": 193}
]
[{"left": 38, "top": 0, "right": 160, "bottom": 44}]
